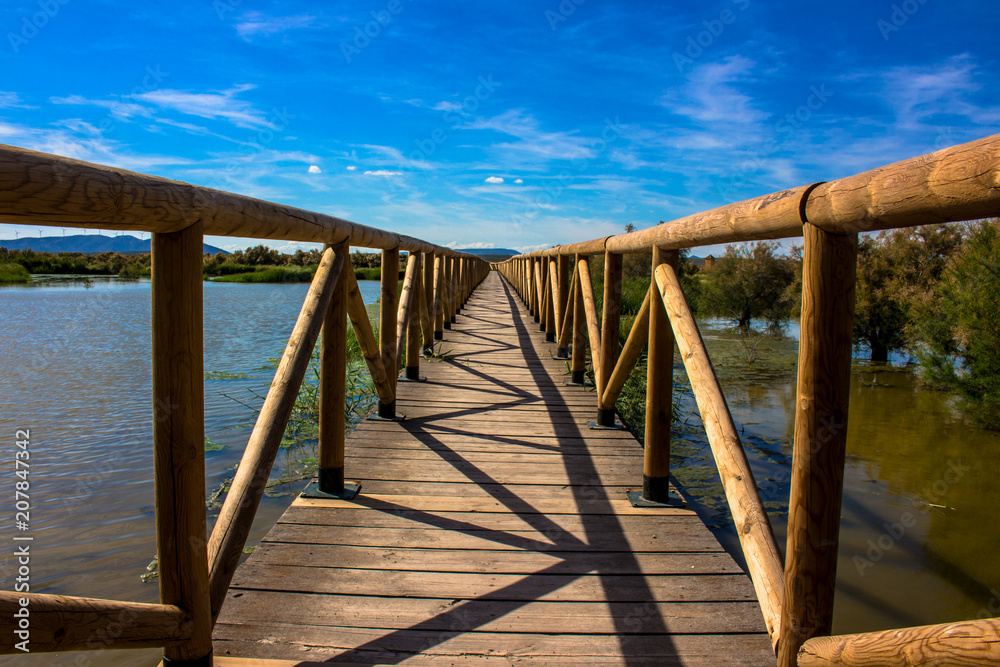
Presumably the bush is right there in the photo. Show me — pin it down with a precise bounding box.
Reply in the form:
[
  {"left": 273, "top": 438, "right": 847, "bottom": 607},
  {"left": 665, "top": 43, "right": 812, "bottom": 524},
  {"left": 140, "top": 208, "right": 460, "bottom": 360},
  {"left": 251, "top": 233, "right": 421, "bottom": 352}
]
[
  {"left": 700, "top": 241, "right": 797, "bottom": 330},
  {"left": 213, "top": 266, "right": 315, "bottom": 283},
  {"left": 0, "top": 263, "right": 30, "bottom": 283},
  {"left": 913, "top": 220, "right": 1000, "bottom": 429}
]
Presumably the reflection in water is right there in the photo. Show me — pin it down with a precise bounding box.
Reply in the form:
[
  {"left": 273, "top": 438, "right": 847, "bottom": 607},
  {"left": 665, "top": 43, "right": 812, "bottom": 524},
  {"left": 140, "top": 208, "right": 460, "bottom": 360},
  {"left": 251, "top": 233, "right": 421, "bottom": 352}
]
[
  {"left": 671, "top": 322, "right": 1000, "bottom": 636},
  {"left": 0, "top": 278, "right": 380, "bottom": 666}
]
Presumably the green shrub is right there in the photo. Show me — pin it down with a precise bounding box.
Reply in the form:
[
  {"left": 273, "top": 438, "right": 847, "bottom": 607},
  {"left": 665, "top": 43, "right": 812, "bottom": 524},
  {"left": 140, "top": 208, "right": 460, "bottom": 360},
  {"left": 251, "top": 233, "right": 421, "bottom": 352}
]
[{"left": 0, "top": 263, "right": 30, "bottom": 283}]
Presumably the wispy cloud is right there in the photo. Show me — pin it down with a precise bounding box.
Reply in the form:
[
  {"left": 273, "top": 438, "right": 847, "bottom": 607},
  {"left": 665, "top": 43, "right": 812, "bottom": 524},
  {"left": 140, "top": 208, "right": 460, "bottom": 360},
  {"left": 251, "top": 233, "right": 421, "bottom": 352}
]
[
  {"left": 882, "top": 55, "right": 1000, "bottom": 131},
  {"left": 465, "top": 109, "right": 597, "bottom": 162},
  {"left": 364, "top": 170, "right": 402, "bottom": 176},
  {"left": 235, "top": 12, "right": 317, "bottom": 40},
  {"left": 50, "top": 94, "right": 150, "bottom": 120},
  {"left": 137, "top": 85, "right": 276, "bottom": 129},
  {"left": 0, "top": 92, "right": 35, "bottom": 110}
]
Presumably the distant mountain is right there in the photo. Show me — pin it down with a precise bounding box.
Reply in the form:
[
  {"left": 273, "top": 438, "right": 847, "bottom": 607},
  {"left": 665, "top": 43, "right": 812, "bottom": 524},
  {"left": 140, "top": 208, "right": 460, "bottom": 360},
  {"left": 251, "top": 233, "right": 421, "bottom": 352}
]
[
  {"left": 0, "top": 234, "right": 230, "bottom": 255},
  {"left": 456, "top": 247, "right": 518, "bottom": 258}
]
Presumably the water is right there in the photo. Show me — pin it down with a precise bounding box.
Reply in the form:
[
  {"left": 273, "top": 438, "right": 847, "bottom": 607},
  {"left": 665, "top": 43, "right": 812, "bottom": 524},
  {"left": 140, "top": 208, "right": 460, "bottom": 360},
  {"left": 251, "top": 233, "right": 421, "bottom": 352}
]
[
  {"left": 673, "top": 321, "right": 1000, "bottom": 635},
  {"left": 0, "top": 281, "right": 997, "bottom": 664},
  {"left": 0, "top": 277, "right": 380, "bottom": 666}
]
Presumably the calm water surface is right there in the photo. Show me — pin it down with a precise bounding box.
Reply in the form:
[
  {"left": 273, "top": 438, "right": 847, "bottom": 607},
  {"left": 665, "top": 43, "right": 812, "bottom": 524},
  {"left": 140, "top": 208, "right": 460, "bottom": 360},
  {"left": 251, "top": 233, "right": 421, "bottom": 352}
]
[
  {"left": 0, "top": 278, "right": 379, "bottom": 666},
  {"left": 0, "top": 280, "right": 997, "bottom": 665}
]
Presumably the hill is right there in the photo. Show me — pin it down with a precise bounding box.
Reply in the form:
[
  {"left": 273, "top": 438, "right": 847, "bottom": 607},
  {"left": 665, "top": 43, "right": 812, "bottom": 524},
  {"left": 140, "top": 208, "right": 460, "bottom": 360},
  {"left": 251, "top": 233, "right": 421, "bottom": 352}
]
[
  {"left": 456, "top": 247, "right": 518, "bottom": 259},
  {"left": 0, "top": 234, "right": 229, "bottom": 255}
]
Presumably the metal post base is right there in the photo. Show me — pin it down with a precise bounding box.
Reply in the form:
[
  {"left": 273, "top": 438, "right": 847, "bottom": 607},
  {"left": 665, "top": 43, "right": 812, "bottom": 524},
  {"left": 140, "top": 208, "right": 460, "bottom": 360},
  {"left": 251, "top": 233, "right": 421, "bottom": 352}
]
[
  {"left": 444, "top": 321, "right": 452, "bottom": 330},
  {"left": 162, "top": 653, "right": 213, "bottom": 667},
  {"left": 301, "top": 468, "right": 362, "bottom": 500},
  {"left": 553, "top": 347, "right": 570, "bottom": 359},
  {"left": 588, "top": 408, "right": 625, "bottom": 430},
  {"left": 369, "top": 402, "right": 405, "bottom": 421},
  {"left": 627, "top": 479, "right": 686, "bottom": 507},
  {"left": 434, "top": 331, "right": 444, "bottom": 340},
  {"left": 400, "top": 367, "right": 427, "bottom": 382},
  {"left": 545, "top": 332, "right": 556, "bottom": 342}
]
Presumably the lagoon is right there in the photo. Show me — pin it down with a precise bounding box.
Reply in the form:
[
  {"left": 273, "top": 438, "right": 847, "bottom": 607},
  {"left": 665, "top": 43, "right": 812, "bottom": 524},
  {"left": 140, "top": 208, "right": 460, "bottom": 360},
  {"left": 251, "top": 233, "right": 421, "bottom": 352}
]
[{"left": 0, "top": 279, "right": 998, "bottom": 665}]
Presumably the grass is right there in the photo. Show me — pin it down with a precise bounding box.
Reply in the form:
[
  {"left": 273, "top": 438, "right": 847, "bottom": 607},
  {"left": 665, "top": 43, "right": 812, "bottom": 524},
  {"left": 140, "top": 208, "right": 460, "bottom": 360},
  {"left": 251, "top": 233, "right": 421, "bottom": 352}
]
[
  {"left": 354, "top": 267, "right": 381, "bottom": 281},
  {"left": 212, "top": 265, "right": 316, "bottom": 283},
  {"left": 0, "top": 263, "right": 30, "bottom": 284}
]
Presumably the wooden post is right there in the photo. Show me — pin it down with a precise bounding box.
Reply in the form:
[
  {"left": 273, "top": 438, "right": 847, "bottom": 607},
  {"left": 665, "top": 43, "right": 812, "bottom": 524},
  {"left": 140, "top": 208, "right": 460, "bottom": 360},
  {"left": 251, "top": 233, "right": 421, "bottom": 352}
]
[
  {"left": 405, "top": 253, "right": 422, "bottom": 380},
  {"left": 379, "top": 248, "right": 400, "bottom": 418},
  {"left": 422, "top": 251, "right": 435, "bottom": 352},
  {"left": 319, "top": 242, "right": 350, "bottom": 495},
  {"left": 596, "top": 251, "right": 622, "bottom": 427},
  {"left": 533, "top": 259, "right": 542, "bottom": 323},
  {"left": 570, "top": 255, "right": 587, "bottom": 385},
  {"left": 443, "top": 256, "right": 453, "bottom": 329},
  {"left": 578, "top": 256, "right": 602, "bottom": 385},
  {"left": 433, "top": 255, "right": 444, "bottom": 340},
  {"left": 539, "top": 260, "right": 550, "bottom": 333},
  {"left": 644, "top": 247, "right": 677, "bottom": 503},
  {"left": 546, "top": 259, "right": 558, "bottom": 342},
  {"left": 151, "top": 221, "right": 212, "bottom": 664},
  {"left": 778, "top": 224, "right": 858, "bottom": 665},
  {"left": 556, "top": 255, "right": 571, "bottom": 356}
]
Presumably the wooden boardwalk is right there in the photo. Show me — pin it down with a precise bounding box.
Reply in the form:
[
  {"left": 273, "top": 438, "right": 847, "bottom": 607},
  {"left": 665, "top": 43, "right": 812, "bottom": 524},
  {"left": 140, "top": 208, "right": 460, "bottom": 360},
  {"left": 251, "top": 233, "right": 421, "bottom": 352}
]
[{"left": 213, "top": 272, "right": 773, "bottom": 665}]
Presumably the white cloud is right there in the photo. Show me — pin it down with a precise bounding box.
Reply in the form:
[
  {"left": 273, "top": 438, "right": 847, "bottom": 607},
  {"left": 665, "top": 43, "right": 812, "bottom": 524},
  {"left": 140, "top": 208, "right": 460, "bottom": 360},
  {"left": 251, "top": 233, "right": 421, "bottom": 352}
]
[
  {"left": 465, "top": 109, "right": 597, "bottom": 161},
  {"left": 50, "top": 95, "right": 149, "bottom": 120},
  {"left": 346, "top": 165, "right": 357, "bottom": 171},
  {"left": 137, "top": 85, "right": 276, "bottom": 130},
  {"left": 432, "top": 101, "right": 462, "bottom": 112},
  {"left": 308, "top": 165, "right": 321, "bottom": 174},
  {"left": 363, "top": 170, "right": 402, "bottom": 176},
  {"left": 882, "top": 55, "right": 1000, "bottom": 131},
  {"left": 514, "top": 178, "right": 523, "bottom": 184},
  {"left": 485, "top": 176, "right": 504, "bottom": 184},
  {"left": 235, "top": 12, "right": 317, "bottom": 40},
  {"left": 662, "top": 56, "right": 768, "bottom": 127},
  {"left": 0, "top": 92, "right": 34, "bottom": 110}
]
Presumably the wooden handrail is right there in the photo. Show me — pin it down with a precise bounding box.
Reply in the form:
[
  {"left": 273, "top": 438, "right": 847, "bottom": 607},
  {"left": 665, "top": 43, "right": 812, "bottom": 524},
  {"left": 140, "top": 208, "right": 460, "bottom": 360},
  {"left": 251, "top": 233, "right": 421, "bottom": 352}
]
[
  {"left": 502, "top": 133, "right": 1000, "bottom": 258},
  {"left": 798, "top": 617, "right": 1000, "bottom": 666},
  {"left": 654, "top": 262, "right": 785, "bottom": 645},
  {"left": 206, "top": 246, "right": 346, "bottom": 621},
  {"left": 0, "top": 143, "right": 480, "bottom": 258},
  {"left": 0, "top": 592, "right": 191, "bottom": 653}
]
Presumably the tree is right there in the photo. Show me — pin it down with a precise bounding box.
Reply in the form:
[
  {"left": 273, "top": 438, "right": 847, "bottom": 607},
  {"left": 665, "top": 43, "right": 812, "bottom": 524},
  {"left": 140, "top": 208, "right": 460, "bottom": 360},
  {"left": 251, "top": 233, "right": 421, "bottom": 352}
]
[
  {"left": 913, "top": 220, "right": 1000, "bottom": 429},
  {"left": 853, "top": 224, "right": 964, "bottom": 363},
  {"left": 700, "top": 241, "right": 796, "bottom": 331}
]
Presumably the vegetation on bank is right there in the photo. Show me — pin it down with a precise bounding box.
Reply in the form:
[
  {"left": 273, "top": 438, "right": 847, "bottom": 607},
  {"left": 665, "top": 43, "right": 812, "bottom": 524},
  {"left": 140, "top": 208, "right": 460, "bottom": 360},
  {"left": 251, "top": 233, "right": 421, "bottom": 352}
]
[
  {"left": 0, "top": 244, "right": 401, "bottom": 283},
  {"left": 0, "top": 262, "right": 30, "bottom": 283}
]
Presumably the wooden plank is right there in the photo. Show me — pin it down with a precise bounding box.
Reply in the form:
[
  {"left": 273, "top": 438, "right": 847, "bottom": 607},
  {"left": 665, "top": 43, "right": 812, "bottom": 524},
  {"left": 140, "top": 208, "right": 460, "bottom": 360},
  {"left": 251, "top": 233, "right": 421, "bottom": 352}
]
[
  {"left": 248, "top": 542, "right": 743, "bottom": 575},
  {"left": 217, "top": 591, "right": 766, "bottom": 634},
  {"left": 214, "top": 623, "right": 773, "bottom": 664},
  {"left": 229, "top": 566, "right": 759, "bottom": 602},
  {"left": 290, "top": 494, "right": 694, "bottom": 517}
]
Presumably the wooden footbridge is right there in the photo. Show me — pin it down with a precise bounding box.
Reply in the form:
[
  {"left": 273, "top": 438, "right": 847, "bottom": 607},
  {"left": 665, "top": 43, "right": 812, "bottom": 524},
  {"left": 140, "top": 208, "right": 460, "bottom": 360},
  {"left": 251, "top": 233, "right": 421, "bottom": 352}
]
[{"left": 2, "top": 135, "right": 1000, "bottom": 666}]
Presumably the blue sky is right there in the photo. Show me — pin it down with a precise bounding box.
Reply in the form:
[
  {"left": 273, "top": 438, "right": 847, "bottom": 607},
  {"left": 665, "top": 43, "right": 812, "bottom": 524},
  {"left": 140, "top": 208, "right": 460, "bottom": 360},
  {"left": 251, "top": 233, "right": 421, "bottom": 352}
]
[{"left": 1, "top": 0, "right": 998, "bottom": 255}]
